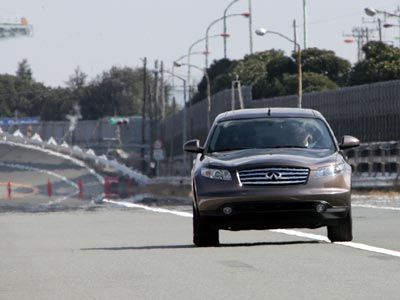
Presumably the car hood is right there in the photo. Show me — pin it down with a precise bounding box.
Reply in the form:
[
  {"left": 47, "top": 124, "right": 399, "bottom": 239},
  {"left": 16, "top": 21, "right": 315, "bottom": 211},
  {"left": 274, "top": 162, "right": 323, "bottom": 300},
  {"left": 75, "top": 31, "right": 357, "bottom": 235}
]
[{"left": 203, "top": 148, "right": 338, "bottom": 170}]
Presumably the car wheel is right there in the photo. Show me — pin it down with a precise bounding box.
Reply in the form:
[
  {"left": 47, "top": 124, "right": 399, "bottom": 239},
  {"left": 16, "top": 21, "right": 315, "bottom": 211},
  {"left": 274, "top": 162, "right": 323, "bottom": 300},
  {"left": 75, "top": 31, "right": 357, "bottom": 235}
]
[
  {"left": 193, "top": 204, "right": 219, "bottom": 247},
  {"left": 327, "top": 208, "right": 353, "bottom": 242}
]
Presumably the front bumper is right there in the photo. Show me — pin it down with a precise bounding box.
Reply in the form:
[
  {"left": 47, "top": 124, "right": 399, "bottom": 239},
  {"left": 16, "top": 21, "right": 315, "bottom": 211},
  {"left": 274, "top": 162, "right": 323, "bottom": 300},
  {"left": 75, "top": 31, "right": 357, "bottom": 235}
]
[
  {"left": 193, "top": 172, "right": 351, "bottom": 230},
  {"left": 200, "top": 200, "right": 350, "bottom": 230}
]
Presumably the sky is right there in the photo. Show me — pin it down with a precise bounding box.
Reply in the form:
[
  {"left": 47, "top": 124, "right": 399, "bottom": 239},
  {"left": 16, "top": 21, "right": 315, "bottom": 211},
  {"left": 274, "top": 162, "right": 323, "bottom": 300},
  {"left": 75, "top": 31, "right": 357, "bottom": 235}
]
[{"left": 2, "top": 0, "right": 400, "bottom": 91}]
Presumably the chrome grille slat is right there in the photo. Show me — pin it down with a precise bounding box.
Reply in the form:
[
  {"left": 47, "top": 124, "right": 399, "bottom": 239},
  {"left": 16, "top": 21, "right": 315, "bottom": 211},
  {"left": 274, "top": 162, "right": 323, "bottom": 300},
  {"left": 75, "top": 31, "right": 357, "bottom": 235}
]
[
  {"left": 239, "top": 172, "right": 308, "bottom": 177},
  {"left": 238, "top": 167, "right": 309, "bottom": 186},
  {"left": 240, "top": 176, "right": 307, "bottom": 181}
]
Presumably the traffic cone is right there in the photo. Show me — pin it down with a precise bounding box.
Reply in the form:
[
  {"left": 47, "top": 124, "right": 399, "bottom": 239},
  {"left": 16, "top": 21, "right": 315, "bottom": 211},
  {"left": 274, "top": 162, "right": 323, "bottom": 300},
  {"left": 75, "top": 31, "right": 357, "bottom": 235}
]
[
  {"left": 104, "top": 178, "right": 111, "bottom": 198},
  {"left": 127, "top": 178, "right": 133, "bottom": 197},
  {"left": 78, "top": 179, "right": 84, "bottom": 199},
  {"left": 7, "top": 181, "right": 11, "bottom": 199},
  {"left": 47, "top": 179, "right": 52, "bottom": 197}
]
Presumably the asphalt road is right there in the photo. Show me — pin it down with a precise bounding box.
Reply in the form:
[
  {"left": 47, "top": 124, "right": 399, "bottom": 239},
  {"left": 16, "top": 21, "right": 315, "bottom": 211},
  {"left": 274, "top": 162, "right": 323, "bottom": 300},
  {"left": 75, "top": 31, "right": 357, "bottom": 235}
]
[
  {"left": 0, "top": 143, "right": 399, "bottom": 299},
  {"left": 1, "top": 205, "right": 400, "bottom": 300}
]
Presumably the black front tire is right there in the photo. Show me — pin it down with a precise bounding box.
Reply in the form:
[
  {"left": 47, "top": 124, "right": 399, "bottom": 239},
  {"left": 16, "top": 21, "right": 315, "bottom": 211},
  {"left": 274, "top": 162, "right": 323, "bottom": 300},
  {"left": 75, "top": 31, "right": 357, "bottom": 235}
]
[
  {"left": 193, "top": 204, "right": 219, "bottom": 247},
  {"left": 327, "top": 208, "right": 353, "bottom": 242}
]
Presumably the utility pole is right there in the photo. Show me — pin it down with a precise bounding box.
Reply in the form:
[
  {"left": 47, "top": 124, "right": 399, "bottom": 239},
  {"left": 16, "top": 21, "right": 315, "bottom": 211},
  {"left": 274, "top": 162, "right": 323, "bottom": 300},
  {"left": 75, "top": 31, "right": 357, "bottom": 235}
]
[
  {"left": 148, "top": 84, "right": 154, "bottom": 175},
  {"left": 160, "top": 61, "right": 165, "bottom": 120},
  {"left": 293, "top": 19, "right": 298, "bottom": 52},
  {"left": 378, "top": 18, "right": 382, "bottom": 41},
  {"left": 343, "top": 27, "right": 375, "bottom": 61},
  {"left": 362, "top": 17, "right": 382, "bottom": 41},
  {"left": 141, "top": 57, "right": 147, "bottom": 173},
  {"left": 153, "top": 60, "right": 159, "bottom": 140}
]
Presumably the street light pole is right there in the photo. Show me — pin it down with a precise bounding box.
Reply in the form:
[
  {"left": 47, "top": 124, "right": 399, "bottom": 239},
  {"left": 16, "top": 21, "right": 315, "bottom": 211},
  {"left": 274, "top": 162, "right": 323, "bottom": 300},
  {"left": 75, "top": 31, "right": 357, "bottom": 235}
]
[
  {"left": 206, "top": 13, "right": 250, "bottom": 68},
  {"left": 223, "top": 0, "right": 253, "bottom": 58},
  {"left": 365, "top": 6, "right": 400, "bottom": 44},
  {"left": 223, "top": 0, "right": 241, "bottom": 59},
  {"left": 255, "top": 28, "right": 303, "bottom": 108},
  {"left": 176, "top": 35, "right": 223, "bottom": 137},
  {"left": 303, "top": 0, "right": 308, "bottom": 49},
  {"left": 164, "top": 70, "right": 187, "bottom": 171},
  {"left": 174, "top": 62, "right": 212, "bottom": 130},
  {"left": 248, "top": 0, "right": 254, "bottom": 54}
]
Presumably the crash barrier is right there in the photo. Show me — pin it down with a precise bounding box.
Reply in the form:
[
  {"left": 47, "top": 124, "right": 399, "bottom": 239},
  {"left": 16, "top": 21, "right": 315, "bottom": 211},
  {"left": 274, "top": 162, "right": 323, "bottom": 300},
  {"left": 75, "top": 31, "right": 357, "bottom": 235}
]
[
  {"left": 0, "top": 116, "right": 151, "bottom": 149},
  {"left": 346, "top": 141, "right": 400, "bottom": 188},
  {"left": 0, "top": 130, "right": 149, "bottom": 187}
]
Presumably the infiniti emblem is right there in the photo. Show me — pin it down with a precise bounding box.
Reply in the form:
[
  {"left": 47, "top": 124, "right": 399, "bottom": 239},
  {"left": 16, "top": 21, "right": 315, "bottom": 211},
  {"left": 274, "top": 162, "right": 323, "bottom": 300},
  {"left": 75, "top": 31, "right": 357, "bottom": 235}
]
[{"left": 266, "top": 172, "right": 282, "bottom": 181}]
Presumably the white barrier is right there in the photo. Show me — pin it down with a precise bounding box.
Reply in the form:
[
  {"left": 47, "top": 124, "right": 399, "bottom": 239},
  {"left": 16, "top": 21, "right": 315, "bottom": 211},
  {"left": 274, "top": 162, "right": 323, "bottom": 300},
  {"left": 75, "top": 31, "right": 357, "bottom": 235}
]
[{"left": 0, "top": 131, "right": 149, "bottom": 185}]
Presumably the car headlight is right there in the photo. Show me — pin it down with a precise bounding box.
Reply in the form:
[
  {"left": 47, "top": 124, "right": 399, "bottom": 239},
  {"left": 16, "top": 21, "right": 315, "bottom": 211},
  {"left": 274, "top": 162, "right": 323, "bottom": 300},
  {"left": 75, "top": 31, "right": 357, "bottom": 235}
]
[
  {"left": 201, "top": 168, "right": 232, "bottom": 181},
  {"left": 315, "top": 163, "right": 346, "bottom": 177}
]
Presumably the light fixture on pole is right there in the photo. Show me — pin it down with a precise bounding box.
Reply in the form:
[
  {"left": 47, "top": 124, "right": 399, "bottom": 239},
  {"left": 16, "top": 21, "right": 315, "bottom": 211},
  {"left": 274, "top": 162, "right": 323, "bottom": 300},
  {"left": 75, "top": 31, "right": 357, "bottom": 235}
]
[
  {"left": 255, "top": 27, "right": 303, "bottom": 108},
  {"left": 364, "top": 7, "right": 400, "bottom": 45},
  {"left": 176, "top": 34, "right": 224, "bottom": 137},
  {"left": 223, "top": 0, "right": 254, "bottom": 58},
  {"left": 205, "top": 12, "right": 250, "bottom": 68}
]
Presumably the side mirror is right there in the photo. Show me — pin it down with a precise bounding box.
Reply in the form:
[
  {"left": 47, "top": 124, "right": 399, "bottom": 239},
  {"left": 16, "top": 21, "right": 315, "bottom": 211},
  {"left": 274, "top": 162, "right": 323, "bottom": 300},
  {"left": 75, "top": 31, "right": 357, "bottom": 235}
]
[
  {"left": 339, "top": 135, "right": 360, "bottom": 150},
  {"left": 183, "top": 139, "right": 203, "bottom": 153}
]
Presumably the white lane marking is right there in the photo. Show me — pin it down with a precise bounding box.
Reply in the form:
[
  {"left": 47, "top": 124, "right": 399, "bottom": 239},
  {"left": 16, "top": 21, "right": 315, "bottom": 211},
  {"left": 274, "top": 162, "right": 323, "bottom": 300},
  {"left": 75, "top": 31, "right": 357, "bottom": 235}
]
[
  {"left": 105, "top": 199, "right": 400, "bottom": 258},
  {"left": 0, "top": 162, "right": 79, "bottom": 203},
  {"left": 352, "top": 204, "right": 400, "bottom": 211},
  {"left": 103, "top": 199, "right": 192, "bottom": 218}
]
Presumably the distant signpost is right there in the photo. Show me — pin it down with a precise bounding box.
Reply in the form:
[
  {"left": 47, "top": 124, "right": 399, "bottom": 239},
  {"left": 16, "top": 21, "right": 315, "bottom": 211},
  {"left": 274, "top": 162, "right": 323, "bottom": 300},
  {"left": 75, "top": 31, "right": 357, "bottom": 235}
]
[
  {"left": 0, "top": 117, "right": 40, "bottom": 126},
  {"left": 153, "top": 140, "right": 165, "bottom": 161},
  {"left": 153, "top": 149, "right": 165, "bottom": 161}
]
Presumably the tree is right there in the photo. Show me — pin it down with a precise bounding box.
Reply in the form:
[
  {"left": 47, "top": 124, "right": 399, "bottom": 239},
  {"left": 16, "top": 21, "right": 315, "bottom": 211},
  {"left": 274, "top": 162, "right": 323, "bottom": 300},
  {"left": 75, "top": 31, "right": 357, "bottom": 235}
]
[
  {"left": 295, "top": 48, "right": 351, "bottom": 86},
  {"left": 191, "top": 58, "right": 237, "bottom": 105},
  {"left": 0, "top": 74, "right": 49, "bottom": 118},
  {"left": 281, "top": 72, "right": 338, "bottom": 95},
  {"left": 16, "top": 59, "right": 33, "bottom": 81},
  {"left": 66, "top": 67, "right": 87, "bottom": 90},
  {"left": 349, "top": 41, "right": 400, "bottom": 86},
  {"left": 80, "top": 66, "right": 152, "bottom": 120}
]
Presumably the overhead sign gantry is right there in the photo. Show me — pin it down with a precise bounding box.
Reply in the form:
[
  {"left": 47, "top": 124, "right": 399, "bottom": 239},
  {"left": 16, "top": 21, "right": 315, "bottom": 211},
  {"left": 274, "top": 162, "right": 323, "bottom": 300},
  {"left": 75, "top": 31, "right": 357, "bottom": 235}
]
[{"left": 0, "top": 17, "right": 33, "bottom": 40}]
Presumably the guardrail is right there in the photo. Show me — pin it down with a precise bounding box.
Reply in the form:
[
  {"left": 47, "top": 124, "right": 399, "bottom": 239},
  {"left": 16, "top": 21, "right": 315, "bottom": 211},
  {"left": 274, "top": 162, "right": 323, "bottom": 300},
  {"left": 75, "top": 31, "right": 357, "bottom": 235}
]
[
  {"left": 0, "top": 129, "right": 149, "bottom": 185},
  {"left": 346, "top": 141, "right": 400, "bottom": 188}
]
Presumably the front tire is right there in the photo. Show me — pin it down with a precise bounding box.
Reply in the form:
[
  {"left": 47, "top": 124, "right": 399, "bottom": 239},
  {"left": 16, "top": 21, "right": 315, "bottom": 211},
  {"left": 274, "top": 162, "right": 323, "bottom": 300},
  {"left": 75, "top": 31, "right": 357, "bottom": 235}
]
[
  {"left": 193, "top": 204, "right": 219, "bottom": 247},
  {"left": 327, "top": 208, "right": 353, "bottom": 242}
]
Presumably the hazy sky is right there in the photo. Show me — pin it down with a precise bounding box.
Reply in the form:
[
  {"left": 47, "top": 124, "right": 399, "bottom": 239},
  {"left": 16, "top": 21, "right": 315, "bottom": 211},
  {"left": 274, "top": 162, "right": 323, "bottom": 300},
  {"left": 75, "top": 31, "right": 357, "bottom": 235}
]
[{"left": 2, "top": 0, "right": 400, "bottom": 88}]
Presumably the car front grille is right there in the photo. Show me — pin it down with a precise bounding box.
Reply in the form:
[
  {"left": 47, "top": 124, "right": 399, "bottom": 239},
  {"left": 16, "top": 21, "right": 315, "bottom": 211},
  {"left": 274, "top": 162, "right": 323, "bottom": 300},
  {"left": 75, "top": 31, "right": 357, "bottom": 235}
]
[{"left": 238, "top": 167, "right": 309, "bottom": 186}]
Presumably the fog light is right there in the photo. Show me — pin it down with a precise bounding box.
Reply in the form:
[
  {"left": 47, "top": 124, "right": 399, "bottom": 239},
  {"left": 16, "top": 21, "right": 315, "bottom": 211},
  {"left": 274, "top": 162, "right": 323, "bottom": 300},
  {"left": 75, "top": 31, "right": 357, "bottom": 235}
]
[
  {"left": 316, "top": 203, "right": 327, "bottom": 213},
  {"left": 223, "top": 206, "right": 233, "bottom": 215}
]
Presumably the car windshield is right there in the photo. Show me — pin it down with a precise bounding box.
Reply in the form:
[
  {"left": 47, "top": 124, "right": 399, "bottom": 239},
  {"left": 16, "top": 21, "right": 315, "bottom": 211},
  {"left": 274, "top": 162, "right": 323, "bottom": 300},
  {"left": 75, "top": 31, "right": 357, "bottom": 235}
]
[{"left": 207, "top": 117, "right": 335, "bottom": 153}]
